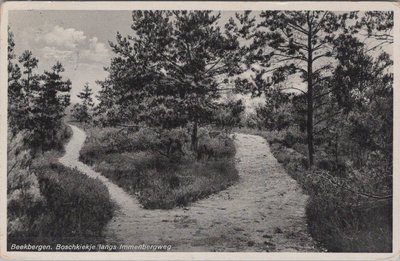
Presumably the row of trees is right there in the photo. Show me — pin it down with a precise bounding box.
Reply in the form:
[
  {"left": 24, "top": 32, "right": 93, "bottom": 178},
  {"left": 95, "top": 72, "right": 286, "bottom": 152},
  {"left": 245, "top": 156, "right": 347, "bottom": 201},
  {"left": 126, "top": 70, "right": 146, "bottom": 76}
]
[
  {"left": 8, "top": 28, "right": 73, "bottom": 238},
  {"left": 8, "top": 29, "right": 71, "bottom": 152},
  {"left": 70, "top": 10, "right": 392, "bottom": 168}
]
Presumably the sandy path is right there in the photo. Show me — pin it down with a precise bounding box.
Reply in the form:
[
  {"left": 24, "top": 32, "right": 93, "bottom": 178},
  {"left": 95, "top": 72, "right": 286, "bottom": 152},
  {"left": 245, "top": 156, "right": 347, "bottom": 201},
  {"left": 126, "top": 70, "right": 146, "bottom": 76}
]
[{"left": 59, "top": 124, "right": 318, "bottom": 252}]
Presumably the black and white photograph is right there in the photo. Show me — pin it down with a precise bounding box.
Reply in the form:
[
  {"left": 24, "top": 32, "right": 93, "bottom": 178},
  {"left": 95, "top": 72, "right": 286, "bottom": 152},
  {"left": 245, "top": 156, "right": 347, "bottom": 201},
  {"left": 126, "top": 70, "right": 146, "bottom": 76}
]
[{"left": 0, "top": 1, "right": 398, "bottom": 259}]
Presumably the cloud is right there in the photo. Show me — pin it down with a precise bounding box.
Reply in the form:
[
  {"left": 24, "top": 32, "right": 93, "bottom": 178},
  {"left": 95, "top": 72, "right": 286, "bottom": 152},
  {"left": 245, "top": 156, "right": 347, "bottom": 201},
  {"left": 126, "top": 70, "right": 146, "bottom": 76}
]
[
  {"left": 37, "top": 27, "right": 110, "bottom": 64},
  {"left": 38, "top": 25, "right": 86, "bottom": 49},
  {"left": 81, "top": 37, "right": 110, "bottom": 63},
  {"left": 41, "top": 46, "right": 75, "bottom": 61}
]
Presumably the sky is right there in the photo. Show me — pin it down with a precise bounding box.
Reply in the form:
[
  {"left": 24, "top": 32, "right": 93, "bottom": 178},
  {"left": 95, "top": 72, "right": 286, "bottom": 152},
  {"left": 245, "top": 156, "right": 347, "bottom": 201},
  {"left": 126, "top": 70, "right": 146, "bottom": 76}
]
[{"left": 9, "top": 10, "right": 134, "bottom": 103}]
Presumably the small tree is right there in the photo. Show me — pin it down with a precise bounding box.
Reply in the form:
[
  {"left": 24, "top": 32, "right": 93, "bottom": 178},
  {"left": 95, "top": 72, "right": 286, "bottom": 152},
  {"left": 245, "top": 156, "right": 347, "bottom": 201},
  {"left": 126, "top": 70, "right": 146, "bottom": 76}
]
[
  {"left": 30, "top": 62, "right": 71, "bottom": 150},
  {"left": 72, "top": 83, "right": 94, "bottom": 123},
  {"left": 8, "top": 28, "right": 24, "bottom": 134},
  {"left": 214, "top": 97, "right": 245, "bottom": 130}
]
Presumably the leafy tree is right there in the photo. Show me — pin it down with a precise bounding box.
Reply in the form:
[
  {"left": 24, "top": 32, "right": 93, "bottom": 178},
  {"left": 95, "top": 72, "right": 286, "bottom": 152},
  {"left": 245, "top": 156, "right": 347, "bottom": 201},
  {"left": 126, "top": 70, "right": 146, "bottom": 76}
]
[
  {"left": 18, "top": 50, "right": 40, "bottom": 94},
  {"left": 72, "top": 83, "right": 94, "bottom": 123},
  {"left": 97, "top": 11, "right": 241, "bottom": 150},
  {"left": 15, "top": 50, "right": 42, "bottom": 135},
  {"left": 234, "top": 11, "right": 356, "bottom": 167}
]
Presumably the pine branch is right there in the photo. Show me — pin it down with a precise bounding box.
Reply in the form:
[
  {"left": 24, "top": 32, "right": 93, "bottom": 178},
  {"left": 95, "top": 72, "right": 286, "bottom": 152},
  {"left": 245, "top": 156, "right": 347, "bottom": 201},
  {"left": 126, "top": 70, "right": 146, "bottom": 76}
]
[
  {"left": 312, "top": 53, "right": 331, "bottom": 62},
  {"left": 287, "top": 22, "right": 308, "bottom": 35},
  {"left": 314, "top": 100, "right": 330, "bottom": 109},
  {"left": 366, "top": 40, "right": 391, "bottom": 53},
  {"left": 274, "top": 53, "right": 307, "bottom": 62},
  {"left": 314, "top": 110, "right": 341, "bottom": 126},
  {"left": 313, "top": 11, "right": 328, "bottom": 35},
  {"left": 314, "top": 86, "right": 338, "bottom": 100},
  {"left": 279, "top": 87, "right": 306, "bottom": 94},
  {"left": 312, "top": 42, "right": 329, "bottom": 52},
  {"left": 7, "top": 161, "right": 19, "bottom": 175},
  {"left": 320, "top": 174, "right": 392, "bottom": 200}
]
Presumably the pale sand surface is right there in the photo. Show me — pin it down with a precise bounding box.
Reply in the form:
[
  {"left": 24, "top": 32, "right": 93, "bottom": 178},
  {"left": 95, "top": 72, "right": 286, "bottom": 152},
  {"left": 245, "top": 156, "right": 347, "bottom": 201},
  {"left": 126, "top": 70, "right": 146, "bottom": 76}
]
[{"left": 59, "top": 124, "right": 318, "bottom": 252}]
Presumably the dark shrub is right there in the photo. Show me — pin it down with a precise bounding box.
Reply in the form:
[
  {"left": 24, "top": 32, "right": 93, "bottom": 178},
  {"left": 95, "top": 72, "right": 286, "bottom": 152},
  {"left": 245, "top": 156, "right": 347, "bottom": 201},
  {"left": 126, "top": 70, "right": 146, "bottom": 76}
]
[
  {"left": 267, "top": 134, "right": 392, "bottom": 252},
  {"left": 34, "top": 163, "right": 114, "bottom": 240}
]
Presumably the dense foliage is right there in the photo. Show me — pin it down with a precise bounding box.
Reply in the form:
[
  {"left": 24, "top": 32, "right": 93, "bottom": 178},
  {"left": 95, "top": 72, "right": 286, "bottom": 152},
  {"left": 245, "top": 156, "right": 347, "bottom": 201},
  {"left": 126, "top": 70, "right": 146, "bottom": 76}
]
[
  {"left": 7, "top": 124, "right": 114, "bottom": 244},
  {"left": 8, "top": 29, "right": 71, "bottom": 152},
  {"left": 33, "top": 161, "right": 114, "bottom": 241},
  {"left": 96, "top": 10, "right": 242, "bottom": 151},
  {"left": 7, "top": 130, "right": 43, "bottom": 238},
  {"left": 7, "top": 29, "right": 114, "bottom": 245},
  {"left": 79, "top": 126, "right": 238, "bottom": 209},
  {"left": 72, "top": 83, "right": 95, "bottom": 123},
  {"left": 234, "top": 11, "right": 393, "bottom": 252}
]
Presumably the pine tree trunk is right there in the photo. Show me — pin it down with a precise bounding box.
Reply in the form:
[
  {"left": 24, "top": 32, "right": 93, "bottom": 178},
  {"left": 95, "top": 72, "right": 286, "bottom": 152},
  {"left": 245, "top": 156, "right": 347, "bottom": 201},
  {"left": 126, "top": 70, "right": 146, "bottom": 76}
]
[
  {"left": 191, "top": 121, "right": 198, "bottom": 152},
  {"left": 306, "top": 16, "right": 315, "bottom": 168}
]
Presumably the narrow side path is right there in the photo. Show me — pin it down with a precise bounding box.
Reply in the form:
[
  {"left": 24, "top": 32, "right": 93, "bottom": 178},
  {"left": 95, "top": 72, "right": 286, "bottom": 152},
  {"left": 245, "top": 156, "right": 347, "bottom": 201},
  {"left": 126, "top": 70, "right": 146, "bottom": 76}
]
[
  {"left": 59, "top": 124, "right": 318, "bottom": 252},
  {"left": 58, "top": 125, "right": 140, "bottom": 219}
]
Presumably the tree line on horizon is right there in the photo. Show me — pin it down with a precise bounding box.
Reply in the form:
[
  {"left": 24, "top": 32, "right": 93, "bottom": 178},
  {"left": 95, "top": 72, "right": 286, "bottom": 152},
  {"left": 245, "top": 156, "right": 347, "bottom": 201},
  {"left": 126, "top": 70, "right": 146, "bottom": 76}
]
[{"left": 8, "top": 9, "right": 392, "bottom": 183}]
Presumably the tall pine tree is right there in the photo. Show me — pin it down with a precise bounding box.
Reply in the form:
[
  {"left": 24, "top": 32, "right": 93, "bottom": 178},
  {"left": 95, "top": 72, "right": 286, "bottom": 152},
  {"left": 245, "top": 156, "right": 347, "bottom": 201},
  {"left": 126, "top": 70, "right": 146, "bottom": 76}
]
[
  {"left": 97, "top": 11, "right": 241, "bottom": 150},
  {"left": 8, "top": 28, "right": 24, "bottom": 134},
  {"left": 234, "top": 11, "right": 354, "bottom": 167}
]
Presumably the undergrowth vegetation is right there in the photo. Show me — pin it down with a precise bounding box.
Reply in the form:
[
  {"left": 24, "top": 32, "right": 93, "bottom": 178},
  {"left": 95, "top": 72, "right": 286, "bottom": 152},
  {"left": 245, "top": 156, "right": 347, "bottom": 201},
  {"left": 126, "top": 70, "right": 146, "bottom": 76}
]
[
  {"left": 7, "top": 124, "right": 114, "bottom": 245},
  {"left": 238, "top": 127, "right": 392, "bottom": 252},
  {"left": 79, "top": 126, "right": 239, "bottom": 209},
  {"left": 8, "top": 10, "right": 394, "bottom": 253}
]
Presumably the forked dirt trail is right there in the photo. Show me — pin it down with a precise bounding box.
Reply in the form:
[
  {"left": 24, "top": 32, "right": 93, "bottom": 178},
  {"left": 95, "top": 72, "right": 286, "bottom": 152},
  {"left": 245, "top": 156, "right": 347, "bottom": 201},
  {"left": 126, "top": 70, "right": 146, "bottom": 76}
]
[{"left": 60, "top": 124, "right": 318, "bottom": 252}]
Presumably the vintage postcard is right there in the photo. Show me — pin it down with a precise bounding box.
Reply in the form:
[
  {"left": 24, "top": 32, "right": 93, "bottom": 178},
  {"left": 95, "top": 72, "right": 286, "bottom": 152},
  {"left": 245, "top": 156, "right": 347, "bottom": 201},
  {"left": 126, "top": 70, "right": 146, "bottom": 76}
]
[{"left": 0, "top": 1, "right": 399, "bottom": 260}]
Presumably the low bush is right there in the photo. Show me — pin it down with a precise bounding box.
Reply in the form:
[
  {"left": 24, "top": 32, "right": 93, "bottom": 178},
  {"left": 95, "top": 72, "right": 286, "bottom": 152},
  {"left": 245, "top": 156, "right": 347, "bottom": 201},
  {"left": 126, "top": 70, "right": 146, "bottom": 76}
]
[
  {"left": 7, "top": 130, "right": 44, "bottom": 241},
  {"left": 80, "top": 126, "right": 239, "bottom": 209},
  {"left": 197, "top": 132, "right": 236, "bottom": 160},
  {"left": 138, "top": 160, "right": 238, "bottom": 209},
  {"left": 306, "top": 179, "right": 392, "bottom": 252},
  {"left": 267, "top": 133, "right": 392, "bottom": 252},
  {"left": 234, "top": 127, "right": 392, "bottom": 252},
  {"left": 8, "top": 124, "right": 114, "bottom": 246},
  {"left": 9, "top": 163, "right": 114, "bottom": 246},
  {"left": 34, "top": 163, "right": 114, "bottom": 241}
]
